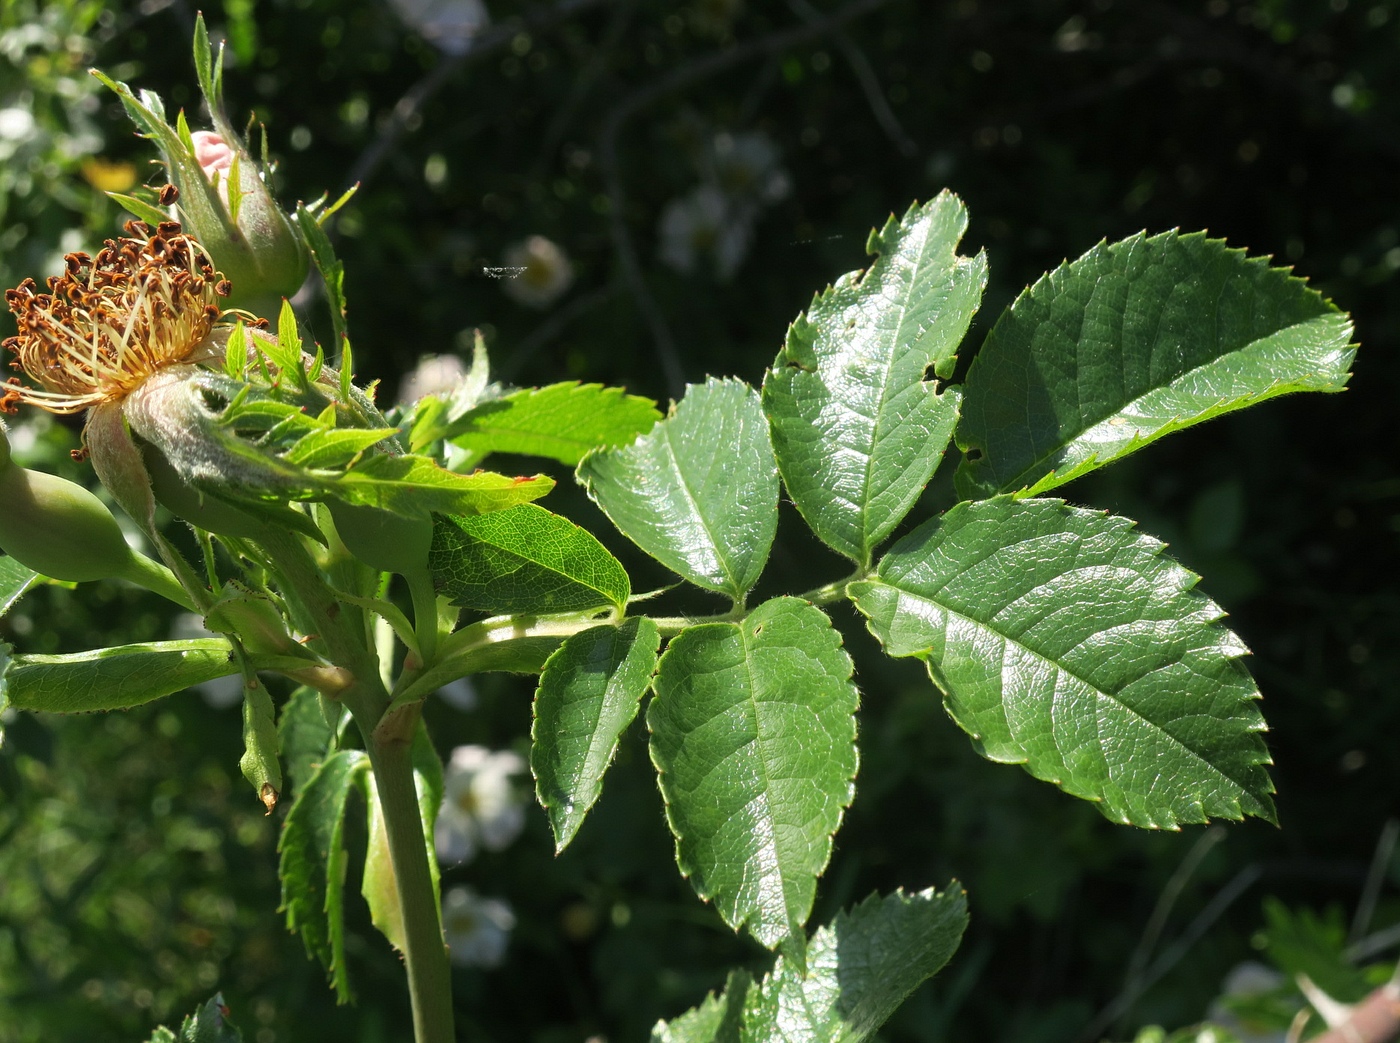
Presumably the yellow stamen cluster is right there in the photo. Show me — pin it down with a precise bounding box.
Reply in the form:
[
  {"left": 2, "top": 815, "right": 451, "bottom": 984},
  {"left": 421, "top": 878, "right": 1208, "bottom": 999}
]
[{"left": 3, "top": 219, "right": 233, "bottom": 415}]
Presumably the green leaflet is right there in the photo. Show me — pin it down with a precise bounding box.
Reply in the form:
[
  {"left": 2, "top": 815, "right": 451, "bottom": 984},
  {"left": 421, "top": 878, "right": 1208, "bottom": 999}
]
[
  {"left": 956, "top": 230, "right": 1356, "bottom": 498},
  {"left": 279, "top": 748, "right": 369, "bottom": 1003},
  {"left": 430, "top": 503, "right": 630, "bottom": 615},
  {"left": 532, "top": 618, "right": 661, "bottom": 851},
  {"left": 578, "top": 378, "right": 778, "bottom": 600},
  {"left": 1, "top": 639, "right": 237, "bottom": 714},
  {"left": 650, "top": 888, "right": 969, "bottom": 1043},
  {"left": 142, "top": 993, "right": 245, "bottom": 1043},
  {"left": 325, "top": 454, "right": 554, "bottom": 520},
  {"left": 850, "top": 497, "right": 1276, "bottom": 829},
  {"left": 361, "top": 726, "right": 444, "bottom": 954},
  {"left": 278, "top": 686, "right": 342, "bottom": 803},
  {"left": 0, "top": 556, "right": 36, "bottom": 617},
  {"left": 448, "top": 382, "right": 662, "bottom": 464},
  {"left": 649, "top": 597, "right": 858, "bottom": 950},
  {"left": 763, "top": 193, "right": 984, "bottom": 564},
  {"left": 651, "top": 972, "right": 750, "bottom": 1043}
]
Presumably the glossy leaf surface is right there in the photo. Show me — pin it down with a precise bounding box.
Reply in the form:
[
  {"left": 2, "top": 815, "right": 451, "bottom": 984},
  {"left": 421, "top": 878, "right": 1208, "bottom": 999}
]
[
  {"left": 279, "top": 748, "right": 369, "bottom": 1002},
  {"left": 649, "top": 597, "right": 858, "bottom": 948},
  {"left": 1, "top": 638, "right": 237, "bottom": 714},
  {"left": 851, "top": 497, "right": 1275, "bottom": 828},
  {"left": 532, "top": 617, "right": 661, "bottom": 850},
  {"left": 431, "top": 503, "right": 630, "bottom": 614},
  {"left": 956, "top": 230, "right": 1355, "bottom": 498},
  {"left": 763, "top": 193, "right": 984, "bottom": 563},
  {"left": 0, "top": 557, "right": 36, "bottom": 617},
  {"left": 449, "top": 382, "right": 662, "bottom": 464},
  {"left": 651, "top": 888, "right": 968, "bottom": 1043},
  {"left": 578, "top": 378, "right": 778, "bottom": 599}
]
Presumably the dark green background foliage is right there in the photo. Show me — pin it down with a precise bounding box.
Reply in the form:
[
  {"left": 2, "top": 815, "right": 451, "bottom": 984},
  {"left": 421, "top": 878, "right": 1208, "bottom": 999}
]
[{"left": 2, "top": 0, "right": 1398, "bottom": 1040}]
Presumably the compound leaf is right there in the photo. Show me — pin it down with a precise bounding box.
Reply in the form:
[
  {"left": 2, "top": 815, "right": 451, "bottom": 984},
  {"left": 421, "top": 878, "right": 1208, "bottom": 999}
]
[
  {"left": 649, "top": 597, "right": 858, "bottom": 949},
  {"left": 279, "top": 748, "right": 369, "bottom": 1002},
  {"left": 956, "top": 230, "right": 1355, "bottom": 498},
  {"left": 431, "top": 503, "right": 630, "bottom": 615},
  {"left": 850, "top": 497, "right": 1275, "bottom": 829},
  {"left": 578, "top": 378, "right": 778, "bottom": 599},
  {"left": 763, "top": 192, "right": 984, "bottom": 564},
  {"left": 532, "top": 617, "right": 661, "bottom": 850}
]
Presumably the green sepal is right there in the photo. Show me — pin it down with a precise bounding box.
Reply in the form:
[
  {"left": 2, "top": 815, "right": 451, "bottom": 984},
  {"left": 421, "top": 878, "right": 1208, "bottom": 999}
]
[{"left": 1, "top": 639, "right": 237, "bottom": 714}]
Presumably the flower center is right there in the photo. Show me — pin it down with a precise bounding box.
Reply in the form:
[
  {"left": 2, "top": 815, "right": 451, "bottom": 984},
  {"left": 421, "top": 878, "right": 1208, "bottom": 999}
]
[{"left": 2, "top": 219, "right": 233, "bottom": 415}]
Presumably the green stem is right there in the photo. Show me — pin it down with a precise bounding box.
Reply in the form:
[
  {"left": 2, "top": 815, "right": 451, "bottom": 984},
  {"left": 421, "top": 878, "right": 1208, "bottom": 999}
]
[
  {"left": 253, "top": 527, "right": 455, "bottom": 1043},
  {"left": 405, "top": 568, "right": 439, "bottom": 666},
  {"left": 365, "top": 706, "right": 454, "bottom": 1043},
  {"left": 116, "top": 551, "right": 198, "bottom": 611}
]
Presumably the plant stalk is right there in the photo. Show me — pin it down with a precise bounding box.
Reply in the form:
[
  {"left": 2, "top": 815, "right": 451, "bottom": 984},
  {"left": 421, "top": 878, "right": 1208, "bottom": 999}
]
[{"left": 366, "top": 712, "right": 455, "bottom": 1043}]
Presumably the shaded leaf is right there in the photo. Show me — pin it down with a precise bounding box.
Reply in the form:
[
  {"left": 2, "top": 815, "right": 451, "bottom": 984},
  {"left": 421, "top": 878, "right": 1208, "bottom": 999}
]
[
  {"left": 2, "top": 639, "right": 236, "bottom": 714},
  {"left": 431, "top": 503, "right": 630, "bottom": 614},
  {"left": 956, "top": 230, "right": 1355, "bottom": 498},
  {"left": 578, "top": 378, "right": 778, "bottom": 600},
  {"left": 279, "top": 749, "right": 369, "bottom": 1002},
  {"left": 850, "top": 497, "right": 1275, "bottom": 828},
  {"left": 278, "top": 686, "right": 342, "bottom": 803},
  {"left": 649, "top": 597, "right": 858, "bottom": 948},
  {"left": 532, "top": 618, "right": 661, "bottom": 850},
  {"left": 763, "top": 193, "right": 984, "bottom": 563}
]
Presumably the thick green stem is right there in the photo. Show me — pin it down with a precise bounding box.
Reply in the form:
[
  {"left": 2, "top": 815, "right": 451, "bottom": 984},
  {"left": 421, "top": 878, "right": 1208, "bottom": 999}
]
[
  {"left": 366, "top": 710, "right": 454, "bottom": 1043},
  {"left": 253, "top": 527, "right": 455, "bottom": 1043}
]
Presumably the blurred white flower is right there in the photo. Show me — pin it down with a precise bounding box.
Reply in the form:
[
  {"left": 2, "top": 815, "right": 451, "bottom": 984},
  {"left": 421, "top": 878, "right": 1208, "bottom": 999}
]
[
  {"left": 386, "top": 0, "right": 490, "bottom": 56},
  {"left": 436, "top": 677, "right": 478, "bottom": 712},
  {"left": 658, "top": 185, "right": 755, "bottom": 281},
  {"left": 0, "top": 106, "right": 36, "bottom": 141},
  {"left": 499, "top": 235, "right": 575, "bottom": 309},
  {"left": 1206, "top": 961, "right": 1288, "bottom": 1043},
  {"left": 170, "top": 613, "right": 243, "bottom": 709},
  {"left": 442, "top": 885, "right": 515, "bottom": 967},
  {"left": 396, "top": 353, "right": 468, "bottom": 407},
  {"left": 710, "top": 131, "right": 789, "bottom": 205},
  {"left": 434, "top": 745, "right": 527, "bottom": 865}
]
